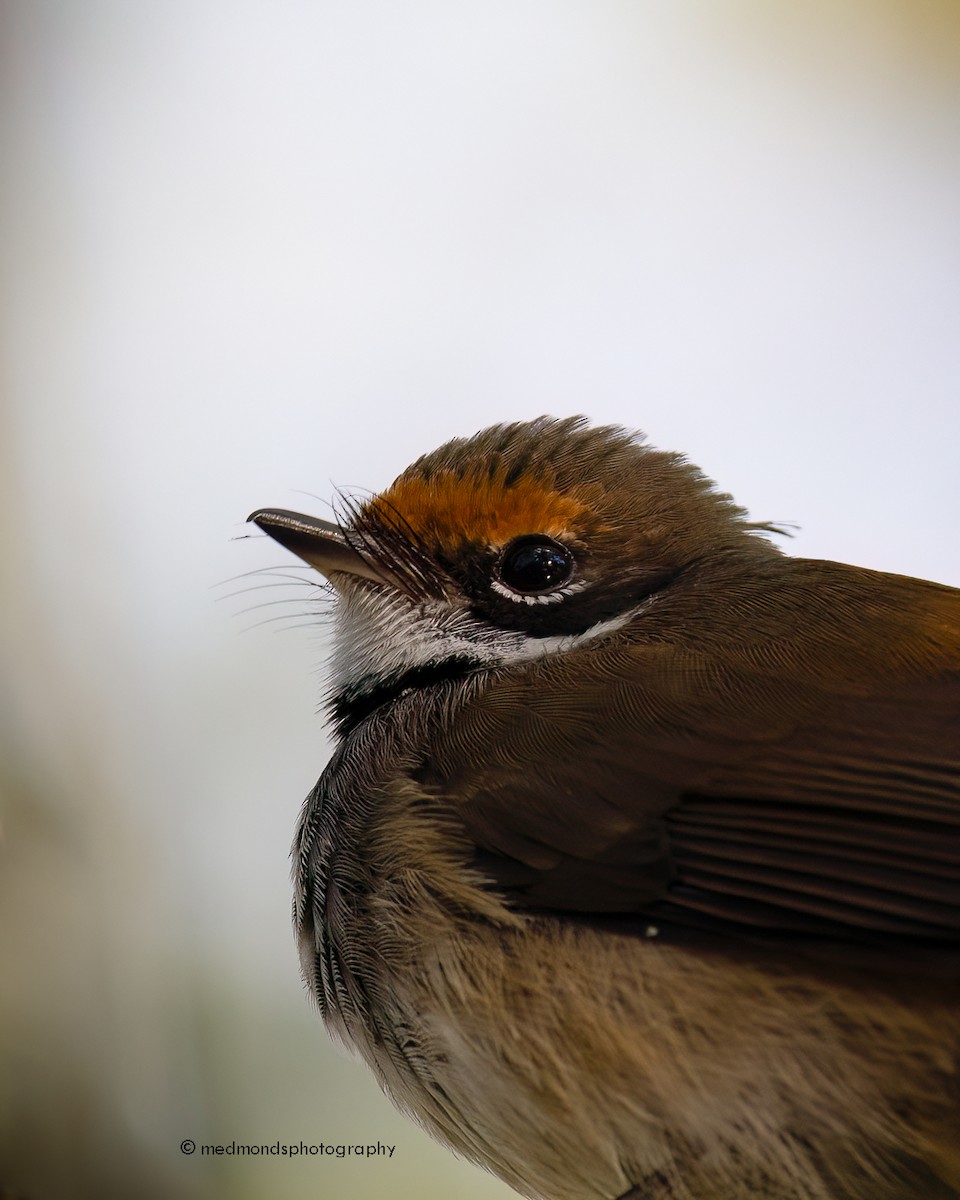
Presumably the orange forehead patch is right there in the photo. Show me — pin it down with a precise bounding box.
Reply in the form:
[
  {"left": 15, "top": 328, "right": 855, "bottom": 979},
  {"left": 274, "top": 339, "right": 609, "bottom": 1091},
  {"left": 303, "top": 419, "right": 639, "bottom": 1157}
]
[{"left": 367, "top": 470, "right": 593, "bottom": 548}]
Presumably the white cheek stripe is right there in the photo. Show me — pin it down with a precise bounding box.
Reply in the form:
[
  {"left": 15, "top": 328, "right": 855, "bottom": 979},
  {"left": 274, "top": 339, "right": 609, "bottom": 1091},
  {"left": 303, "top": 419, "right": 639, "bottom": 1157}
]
[
  {"left": 329, "top": 587, "right": 642, "bottom": 695},
  {"left": 494, "top": 609, "right": 637, "bottom": 662}
]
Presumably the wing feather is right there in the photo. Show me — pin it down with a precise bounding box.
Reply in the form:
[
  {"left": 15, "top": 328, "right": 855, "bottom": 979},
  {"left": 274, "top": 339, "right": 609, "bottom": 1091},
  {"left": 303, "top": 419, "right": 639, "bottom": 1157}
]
[{"left": 424, "top": 563, "right": 960, "bottom": 959}]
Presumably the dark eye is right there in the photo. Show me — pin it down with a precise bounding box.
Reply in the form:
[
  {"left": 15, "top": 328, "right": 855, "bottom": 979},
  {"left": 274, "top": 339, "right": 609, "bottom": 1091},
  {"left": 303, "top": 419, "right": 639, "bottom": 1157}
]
[{"left": 497, "top": 536, "right": 575, "bottom": 595}]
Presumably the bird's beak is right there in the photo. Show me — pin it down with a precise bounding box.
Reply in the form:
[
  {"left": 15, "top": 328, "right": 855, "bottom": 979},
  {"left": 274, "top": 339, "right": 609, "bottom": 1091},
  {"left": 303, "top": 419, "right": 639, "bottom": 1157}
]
[{"left": 248, "top": 508, "right": 394, "bottom": 588}]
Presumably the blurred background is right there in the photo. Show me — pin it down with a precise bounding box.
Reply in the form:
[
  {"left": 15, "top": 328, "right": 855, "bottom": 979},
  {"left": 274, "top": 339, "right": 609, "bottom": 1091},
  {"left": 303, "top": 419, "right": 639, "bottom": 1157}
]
[{"left": 1, "top": 2, "right": 958, "bottom": 1198}]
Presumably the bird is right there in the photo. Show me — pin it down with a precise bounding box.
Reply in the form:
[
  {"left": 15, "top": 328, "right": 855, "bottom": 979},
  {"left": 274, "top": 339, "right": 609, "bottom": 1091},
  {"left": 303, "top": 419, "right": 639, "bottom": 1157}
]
[{"left": 249, "top": 416, "right": 960, "bottom": 1200}]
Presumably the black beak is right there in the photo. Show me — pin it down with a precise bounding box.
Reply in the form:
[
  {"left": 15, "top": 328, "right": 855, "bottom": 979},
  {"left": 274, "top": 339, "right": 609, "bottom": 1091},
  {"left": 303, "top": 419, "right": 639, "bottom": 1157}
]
[{"left": 248, "top": 508, "right": 394, "bottom": 588}]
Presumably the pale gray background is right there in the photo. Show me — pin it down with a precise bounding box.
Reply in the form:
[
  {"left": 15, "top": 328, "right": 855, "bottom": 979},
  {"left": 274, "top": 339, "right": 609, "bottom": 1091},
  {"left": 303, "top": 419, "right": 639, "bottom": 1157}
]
[{"left": 2, "top": 3, "right": 958, "bottom": 1199}]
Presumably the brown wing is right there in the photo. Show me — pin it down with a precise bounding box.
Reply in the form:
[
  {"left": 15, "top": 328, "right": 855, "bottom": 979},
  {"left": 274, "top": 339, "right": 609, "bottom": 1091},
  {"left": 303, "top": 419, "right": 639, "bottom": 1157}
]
[{"left": 424, "top": 562, "right": 960, "bottom": 959}]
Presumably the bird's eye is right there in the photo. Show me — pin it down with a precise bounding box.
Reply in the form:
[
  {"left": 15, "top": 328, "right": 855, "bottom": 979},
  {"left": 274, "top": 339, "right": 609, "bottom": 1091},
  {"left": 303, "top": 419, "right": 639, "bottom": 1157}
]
[{"left": 496, "top": 536, "right": 575, "bottom": 595}]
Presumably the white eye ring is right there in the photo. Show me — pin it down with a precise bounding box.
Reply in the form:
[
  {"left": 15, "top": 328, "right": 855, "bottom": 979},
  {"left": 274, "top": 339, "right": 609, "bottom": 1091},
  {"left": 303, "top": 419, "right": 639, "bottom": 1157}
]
[{"left": 489, "top": 577, "right": 590, "bottom": 606}]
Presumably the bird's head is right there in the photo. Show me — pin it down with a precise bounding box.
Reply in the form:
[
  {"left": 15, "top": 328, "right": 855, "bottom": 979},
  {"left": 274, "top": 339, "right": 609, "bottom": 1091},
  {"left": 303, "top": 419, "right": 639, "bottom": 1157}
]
[{"left": 249, "top": 416, "right": 779, "bottom": 733}]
